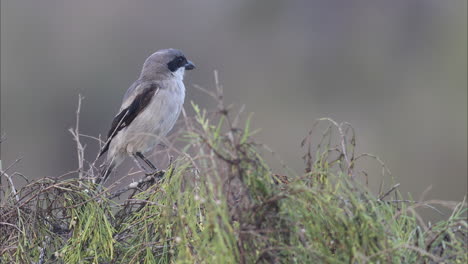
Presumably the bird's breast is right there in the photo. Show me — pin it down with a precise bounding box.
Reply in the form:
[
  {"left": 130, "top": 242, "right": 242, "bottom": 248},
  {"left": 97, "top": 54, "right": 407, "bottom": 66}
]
[
  {"left": 148, "top": 80, "right": 185, "bottom": 130},
  {"left": 112, "top": 79, "right": 186, "bottom": 155}
]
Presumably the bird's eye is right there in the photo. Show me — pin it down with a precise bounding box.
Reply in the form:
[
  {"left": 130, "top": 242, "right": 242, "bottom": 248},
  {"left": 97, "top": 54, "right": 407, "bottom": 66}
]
[
  {"left": 178, "top": 57, "right": 186, "bottom": 66},
  {"left": 167, "top": 56, "right": 187, "bottom": 72}
]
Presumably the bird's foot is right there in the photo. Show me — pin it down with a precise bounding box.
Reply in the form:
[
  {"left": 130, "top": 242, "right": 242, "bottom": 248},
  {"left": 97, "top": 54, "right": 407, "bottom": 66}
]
[{"left": 145, "top": 169, "right": 165, "bottom": 179}]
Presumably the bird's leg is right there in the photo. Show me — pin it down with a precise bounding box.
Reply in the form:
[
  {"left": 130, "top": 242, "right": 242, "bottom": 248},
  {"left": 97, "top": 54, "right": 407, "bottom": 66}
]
[
  {"left": 136, "top": 152, "right": 158, "bottom": 172},
  {"left": 131, "top": 153, "right": 152, "bottom": 174}
]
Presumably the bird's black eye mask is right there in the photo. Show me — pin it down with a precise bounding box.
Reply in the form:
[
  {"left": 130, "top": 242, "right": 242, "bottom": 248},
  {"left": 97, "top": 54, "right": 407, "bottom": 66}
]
[{"left": 167, "top": 56, "right": 187, "bottom": 72}]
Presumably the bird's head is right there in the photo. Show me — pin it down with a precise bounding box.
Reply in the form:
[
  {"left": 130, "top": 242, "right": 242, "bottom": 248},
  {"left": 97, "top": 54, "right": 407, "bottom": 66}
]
[{"left": 140, "top": 48, "right": 195, "bottom": 80}]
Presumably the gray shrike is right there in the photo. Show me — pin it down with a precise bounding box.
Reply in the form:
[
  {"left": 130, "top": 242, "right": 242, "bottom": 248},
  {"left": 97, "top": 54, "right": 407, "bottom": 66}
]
[{"left": 98, "top": 49, "right": 195, "bottom": 183}]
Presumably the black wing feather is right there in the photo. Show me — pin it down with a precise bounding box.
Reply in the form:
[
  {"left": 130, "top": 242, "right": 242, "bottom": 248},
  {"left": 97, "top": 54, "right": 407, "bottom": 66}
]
[{"left": 99, "top": 84, "right": 158, "bottom": 157}]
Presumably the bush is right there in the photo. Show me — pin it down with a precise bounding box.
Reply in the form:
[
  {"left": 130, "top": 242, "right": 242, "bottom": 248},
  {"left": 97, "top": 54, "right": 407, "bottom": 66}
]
[{"left": 1, "top": 76, "right": 466, "bottom": 263}]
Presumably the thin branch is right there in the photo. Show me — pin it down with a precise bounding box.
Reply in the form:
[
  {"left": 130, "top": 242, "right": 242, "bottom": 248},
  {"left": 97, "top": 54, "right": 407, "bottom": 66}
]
[
  {"left": 378, "top": 183, "right": 400, "bottom": 201},
  {"left": 69, "top": 94, "right": 85, "bottom": 180}
]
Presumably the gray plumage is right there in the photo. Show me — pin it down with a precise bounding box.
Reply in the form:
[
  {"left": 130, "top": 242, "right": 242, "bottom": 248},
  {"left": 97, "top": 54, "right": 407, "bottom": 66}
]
[{"left": 99, "top": 49, "right": 195, "bottom": 183}]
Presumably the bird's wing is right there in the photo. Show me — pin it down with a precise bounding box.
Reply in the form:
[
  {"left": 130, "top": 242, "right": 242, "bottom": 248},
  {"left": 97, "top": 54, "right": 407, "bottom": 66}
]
[
  {"left": 99, "top": 82, "right": 159, "bottom": 157},
  {"left": 120, "top": 80, "right": 143, "bottom": 110}
]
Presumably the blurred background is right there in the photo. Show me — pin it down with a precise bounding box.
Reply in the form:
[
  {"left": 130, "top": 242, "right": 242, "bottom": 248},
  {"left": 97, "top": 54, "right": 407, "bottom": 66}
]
[{"left": 1, "top": 1, "right": 466, "bottom": 209}]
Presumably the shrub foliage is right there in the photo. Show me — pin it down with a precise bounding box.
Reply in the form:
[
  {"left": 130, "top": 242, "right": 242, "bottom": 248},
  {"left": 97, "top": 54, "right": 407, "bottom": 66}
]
[{"left": 1, "top": 76, "right": 466, "bottom": 263}]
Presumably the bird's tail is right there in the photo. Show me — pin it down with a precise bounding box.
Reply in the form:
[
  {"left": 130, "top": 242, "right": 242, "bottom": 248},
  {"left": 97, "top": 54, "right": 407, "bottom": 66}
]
[
  {"left": 97, "top": 162, "right": 114, "bottom": 185},
  {"left": 97, "top": 154, "right": 123, "bottom": 185}
]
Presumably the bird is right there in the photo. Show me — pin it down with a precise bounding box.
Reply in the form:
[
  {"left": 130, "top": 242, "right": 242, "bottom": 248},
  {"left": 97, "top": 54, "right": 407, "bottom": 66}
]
[{"left": 97, "top": 48, "right": 195, "bottom": 183}]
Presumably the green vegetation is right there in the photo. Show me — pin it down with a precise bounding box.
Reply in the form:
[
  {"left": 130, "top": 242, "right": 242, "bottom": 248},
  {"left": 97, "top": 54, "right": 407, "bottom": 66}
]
[{"left": 1, "top": 80, "right": 466, "bottom": 263}]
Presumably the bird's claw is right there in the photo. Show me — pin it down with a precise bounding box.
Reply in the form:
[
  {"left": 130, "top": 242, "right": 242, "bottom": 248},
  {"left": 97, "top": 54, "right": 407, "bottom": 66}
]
[{"left": 145, "top": 170, "right": 165, "bottom": 178}]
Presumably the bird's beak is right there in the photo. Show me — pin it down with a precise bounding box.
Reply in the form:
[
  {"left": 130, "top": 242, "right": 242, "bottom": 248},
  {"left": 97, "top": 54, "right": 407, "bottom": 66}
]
[{"left": 184, "top": 60, "right": 196, "bottom": 70}]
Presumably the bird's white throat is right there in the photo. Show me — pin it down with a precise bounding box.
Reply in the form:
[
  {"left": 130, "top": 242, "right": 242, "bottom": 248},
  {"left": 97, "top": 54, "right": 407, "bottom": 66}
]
[{"left": 172, "top": 67, "right": 186, "bottom": 80}]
